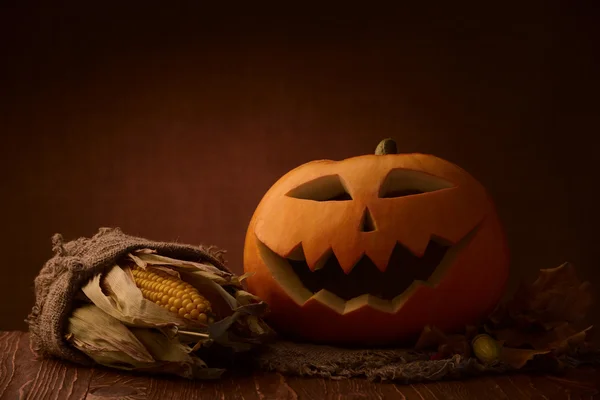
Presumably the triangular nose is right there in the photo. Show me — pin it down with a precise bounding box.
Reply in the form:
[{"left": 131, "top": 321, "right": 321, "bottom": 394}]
[{"left": 360, "top": 207, "right": 377, "bottom": 232}]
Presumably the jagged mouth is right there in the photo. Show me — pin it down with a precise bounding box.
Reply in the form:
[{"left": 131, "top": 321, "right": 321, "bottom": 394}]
[
  {"left": 288, "top": 240, "right": 449, "bottom": 301},
  {"left": 256, "top": 226, "right": 478, "bottom": 314}
]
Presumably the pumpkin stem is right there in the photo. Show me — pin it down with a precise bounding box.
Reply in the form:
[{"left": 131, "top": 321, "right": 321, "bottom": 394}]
[{"left": 375, "top": 138, "right": 398, "bottom": 155}]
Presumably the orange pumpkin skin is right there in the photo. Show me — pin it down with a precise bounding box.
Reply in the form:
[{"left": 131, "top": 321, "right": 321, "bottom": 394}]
[{"left": 243, "top": 151, "right": 509, "bottom": 345}]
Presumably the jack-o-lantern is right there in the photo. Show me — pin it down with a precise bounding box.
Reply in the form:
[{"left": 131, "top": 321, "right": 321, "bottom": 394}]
[{"left": 243, "top": 139, "right": 509, "bottom": 345}]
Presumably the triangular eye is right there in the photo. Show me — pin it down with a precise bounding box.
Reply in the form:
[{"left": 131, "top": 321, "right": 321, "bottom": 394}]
[
  {"left": 379, "top": 169, "right": 454, "bottom": 198},
  {"left": 286, "top": 175, "right": 353, "bottom": 201}
]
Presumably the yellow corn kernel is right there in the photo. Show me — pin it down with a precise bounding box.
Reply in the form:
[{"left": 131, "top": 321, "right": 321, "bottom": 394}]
[{"left": 131, "top": 266, "right": 213, "bottom": 323}]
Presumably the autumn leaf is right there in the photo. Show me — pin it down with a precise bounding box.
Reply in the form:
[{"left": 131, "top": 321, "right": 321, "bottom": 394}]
[
  {"left": 526, "top": 263, "right": 592, "bottom": 323},
  {"left": 415, "top": 325, "right": 447, "bottom": 350},
  {"left": 548, "top": 326, "right": 593, "bottom": 356},
  {"left": 464, "top": 325, "right": 479, "bottom": 340},
  {"left": 413, "top": 263, "right": 594, "bottom": 369},
  {"left": 478, "top": 262, "right": 597, "bottom": 370},
  {"left": 415, "top": 325, "right": 473, "bottom": 358},
  {"left": 486, "top": 323, "right": 572, "bottom": 350},
  {"left": 507, "top": 263, "right": 592, "bottom": 325},
  {"left": 499, "top": 347, "right": 550, "bottom": 369},
  {"left": 439, "top": 335, "right": 472, "bottom": 358},
  {"left": 486, "top": 263, "right": 593, "bottom": 350}
]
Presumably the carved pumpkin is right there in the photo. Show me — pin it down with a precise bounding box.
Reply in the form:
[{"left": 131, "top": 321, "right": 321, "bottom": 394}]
[{"left": 243, "top": 139, "right": 509, "bottom": 345}]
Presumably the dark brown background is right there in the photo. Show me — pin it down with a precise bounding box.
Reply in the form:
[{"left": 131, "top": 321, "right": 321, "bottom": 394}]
[{"left": 1, "top": 3, "right": 598, "bottom": 331}]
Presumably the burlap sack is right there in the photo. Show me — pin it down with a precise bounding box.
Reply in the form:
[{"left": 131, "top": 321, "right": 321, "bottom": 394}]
[
  {"left": 27, "top": 228, "right": 599, "bottom": 382},
  {"left": 26, "top": 227, "right": 230, "bottom": 366}
]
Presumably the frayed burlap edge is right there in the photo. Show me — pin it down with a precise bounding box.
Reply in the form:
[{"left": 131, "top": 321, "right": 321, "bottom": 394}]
[
  {"left": 26, "top": 227, "right": 230, "bottom": 366},
  {"left": 255, "top": 340, "right": 507, "bottom": 383},
  {"left": 256, "top": 340, "right": 600, "bottom": 383}
]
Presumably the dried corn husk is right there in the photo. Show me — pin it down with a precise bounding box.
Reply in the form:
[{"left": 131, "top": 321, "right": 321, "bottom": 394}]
[
  {"left": 66, "top": 304, "right": 223, "bottom": 379},
  {"left": 66, "top": 249, "right": 275, "bottom": 379}
]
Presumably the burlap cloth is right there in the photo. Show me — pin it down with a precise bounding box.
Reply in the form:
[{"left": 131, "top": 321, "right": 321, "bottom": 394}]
[{"left": 26, "top": 228, "right": 599, "bottom": 383}]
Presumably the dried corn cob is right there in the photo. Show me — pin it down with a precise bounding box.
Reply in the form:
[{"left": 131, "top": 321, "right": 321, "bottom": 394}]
[{"left": 131, "top": 266, "right": 214, "bottom": 324}]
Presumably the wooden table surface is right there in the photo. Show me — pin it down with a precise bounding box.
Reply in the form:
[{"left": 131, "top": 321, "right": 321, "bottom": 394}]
[{"left": 1, "top": 331, "right": 598, "bottom": 400}]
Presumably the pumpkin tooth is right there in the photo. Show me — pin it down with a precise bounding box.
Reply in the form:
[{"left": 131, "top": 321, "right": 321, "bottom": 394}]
[
  {"left": 310, "top": 249, "right": 331, "bottom": 271},
  {"left": 284, "top": 243, "right": 306, "bottom": 261},
  {"left": 300, "top": 247, "right": 332, "bottom": 272},
  {"left": 364, "top": 239, "right": 397, "bottom": 272},
  {"left": 393, "top": 229, "right": 432, "bottom": 258},
  {"left": 302, "top": 241, "right": 333, "bottom": 272},
  {"left": 331, "top": 242, "right": 365, "bottom": 274}
]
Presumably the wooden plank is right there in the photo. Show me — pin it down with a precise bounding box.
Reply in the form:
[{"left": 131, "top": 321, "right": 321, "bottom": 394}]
[
  {"left": 285, "top": 376, "right": 456, "bottom": 400},
  {"left": 84, "top": 370, "right": 149, "bottom": 400},
  {"left": 491, "top": 375, "right": 532, "bottom": 400},
  {"left": 529, "top": 373, "right": 598, "bottom": 400},
  {"left": 144, "top": 376, "right": 259, "bottom": 400},
  {"left": 545, "top": 367, "right": 600, "bottom": 398},
  {"left": 0, "top": 331, "right": 94, "bottom": 400},
  {"left": 0, "top": 331, "right": 21, "bottom": 398},
  {"left": 88, "top": 371, "right": 302, "bottom": 400},
  {"left": 327, "top": 377, "right": 438, "bottom": 400},
  {"left": 420, "top": 379, "right": 473, "bottom": 400},
  {"left": 285, "top": 375, "right": 330, "bottom": 399},
  {"left": 88, "top": 371, "right": 264, "bottom": 400},
  {"left": 251, "top": 372, "right": 299, "bottom": 400},
  {"left": 461, "top": 376, "right": 514, "bottom": 400}
]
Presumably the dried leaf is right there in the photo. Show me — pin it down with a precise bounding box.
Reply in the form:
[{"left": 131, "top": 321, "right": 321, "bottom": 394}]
[
  {"left": 209, "top": 333, "right": 255, "bottom": 352},
  {"left": 148, "top": 265, "right": 181, "bottom": 278},
  {"left": 442, "top": 335, "right": 472, "bottom": 358},
  {"left": 548, "top": 326, "right": 593, "bottom": 356},
  {"left": 500, "top": 347, "right": 550, "bottom": 369},
  {"left": 208, "top": 302, "right": 274, "bottom": 346},
  {"left": 129, "top": 328, "right": 225, "bottom": 379},
  {"left": 128, "top": 252, "right": 147, "bottom": 269},
  {"left": 490, "top": 263, "right": 592, "bottom": 330},
  {"left": 415, "top": 325, "right": 447, "bottom": 350},
  {"left": 525, "top": 263, "right": 592, "bottom": 323},
  {"left": 414, "top": 325, "right": 471, "bottom": 358},
  {"left": 237, "top": 272, "right": 255, "bottom": 283},
  {"left": 130, "top": 251, "right": 235, "bottom": 285},
  {"left": 487, "top": 321, "right": 584, "bottom": 350},
  {"left": 485, "top": 262, "right": 594, "bottom": 359},
  {"left": 488, "top": 327, "right": 545, "bottom": 349},
  {"left": 165, "top": 269, "right": 274, "bottom": 345},
  {"left": 68, "top": 305, "right": 224, "bottom": 380},
  {"left": 67, "top": 305, "right": 155, "bottom": 367},
  {"left": 130, "top": 328, "right": 197, "bottom": 360},
  {"left": 409, "top": 263, "right": 595, "bottom": 371},
  {"left": 465, "top": 325, "right": 479, "bottom": 340},
  {"left": 246, "top": 315, "right": 270, "bottom": 337},
  {"left": 235, "top": 290, "right": 262, "bottom": 306}
]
